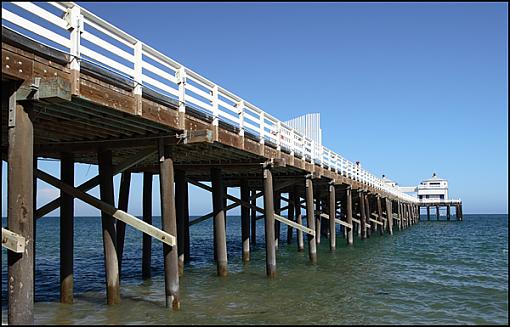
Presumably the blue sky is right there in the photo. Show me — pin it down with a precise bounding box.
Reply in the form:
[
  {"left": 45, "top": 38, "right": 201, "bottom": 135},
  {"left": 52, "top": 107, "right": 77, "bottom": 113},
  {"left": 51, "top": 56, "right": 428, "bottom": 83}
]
[{"left": 1, "top": 2, "right": 508, "bottom": 215}]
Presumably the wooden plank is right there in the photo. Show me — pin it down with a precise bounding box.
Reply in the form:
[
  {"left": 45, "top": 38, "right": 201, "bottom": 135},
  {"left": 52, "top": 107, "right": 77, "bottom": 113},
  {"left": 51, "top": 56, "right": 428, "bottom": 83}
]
[
  {"left": 274, "top": 214, "right": 315, "bottom": 236},
  {"left": 320, "top": 213, "right": 352, "bottom": 229},
  {"left": 35, "top": 169, "right": 176, "bottom": 246},
  {"left": 369, "top": 218, "right": 383, "bottom": 226},
  {"left": 2, "top": 228, "right": 25, "bottom": 253}
]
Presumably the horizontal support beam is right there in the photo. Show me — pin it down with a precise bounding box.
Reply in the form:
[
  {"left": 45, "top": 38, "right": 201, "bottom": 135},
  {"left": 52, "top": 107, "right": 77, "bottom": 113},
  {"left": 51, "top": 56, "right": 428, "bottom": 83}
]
[
  {"left": 351, "top": 218, "right": 360, "bottom": 224},
  {"left": 274, "top": 214, "right": 315, "bottom": 236},
  {"left": 2, "top": 228, "right": 25, "bottom": 253},
  {"left": 35, "top": 169, "right": 176, "bottom": 246}
]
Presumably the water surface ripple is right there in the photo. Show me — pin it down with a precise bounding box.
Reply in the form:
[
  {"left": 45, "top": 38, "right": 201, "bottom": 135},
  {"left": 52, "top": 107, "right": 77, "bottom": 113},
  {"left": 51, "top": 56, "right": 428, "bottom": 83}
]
[{"left": 1, "top": 214, "right": 508, "bottom": 324}]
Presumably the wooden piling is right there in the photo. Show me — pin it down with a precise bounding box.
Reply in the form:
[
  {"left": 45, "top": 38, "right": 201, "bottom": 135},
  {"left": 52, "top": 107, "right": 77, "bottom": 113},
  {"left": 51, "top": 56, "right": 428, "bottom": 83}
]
[
  {"left": 345, "top": 186, "right": 353, "bottom": 245},
  {"left": 251, "top": 189, "right": 257, "bottom": 245},
  {"left": 211, "top": 168, "right": 228, "bottom": 276},
  {"left": 159, "top": 143, "right": 180, "bottom": 310},
  {"left": 60, "top": 153, "right": 74, "bottom": 304},
  {"left": 274, "top": 191, "right": 281, "bottom": 250},
  {"left": 315, "top": 195, "right": 321, "bottom": 244},
  {"left": 436, "top": 205, "right": 440, "bottom": 221},
  {"left": 294, "top": 186, "right": 304, "bottom": 252},
  {"left": 287, "top": 190, "right": 295, "bottom": 245},
  {"left": 386, "top": 199, "right": 393, "bottom": 235},
  {"left": 359, "top": 191, "right": 366, "bottom": 239},
  {"left": 142, "top": 172, "right": 153, "bottom": 280},
  {"left": 183, "top": 180, "right": 190, "bottom": 263},
  {"left": 175, "top": 169, "right": 187, "bottom": 276},
  {"left": 98, "top": 149, "right": 120, "bottom": 305},
  {"left": 241, "top": 179, "right": 250, "bottom": 262},
  {"left": 7, "top": 98, "right": 34, "bottom": 325},
  {"left": 263, "top": 166, "right": 276, "bottom": 278},
  {"left": 305, "top": 176, "right": 317, "bottom": 263},
  {"left": 117, "top": 172, "right": 131, "bottom": 278},
  {"left": 329, "top": 184, "right": 336, "bottom": 250},
  {"left": 377, "top": 195, "right": 383, "bottom": 235},
  {"left": 427, "top": 206, "right": 430, "bottom": 221},
  {"left": 364, "top": 194, "right": 371, "bottom": 237},
  {"left": 447, "top": 205, "right": 451, "bottom": 221}
]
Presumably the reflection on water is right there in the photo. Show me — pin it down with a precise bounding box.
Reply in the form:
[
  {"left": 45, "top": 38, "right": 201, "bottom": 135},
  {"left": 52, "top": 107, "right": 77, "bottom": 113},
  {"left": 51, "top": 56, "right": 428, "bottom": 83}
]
[{"left": 1, "top": 215, "right": 508, "bottom": 324}]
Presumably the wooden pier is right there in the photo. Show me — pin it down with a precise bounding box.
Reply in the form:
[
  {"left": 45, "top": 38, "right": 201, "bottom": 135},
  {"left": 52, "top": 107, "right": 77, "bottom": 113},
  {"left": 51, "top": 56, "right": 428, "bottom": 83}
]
[{"left": 1, "top": 2, "right": 461, "bottom": 324}]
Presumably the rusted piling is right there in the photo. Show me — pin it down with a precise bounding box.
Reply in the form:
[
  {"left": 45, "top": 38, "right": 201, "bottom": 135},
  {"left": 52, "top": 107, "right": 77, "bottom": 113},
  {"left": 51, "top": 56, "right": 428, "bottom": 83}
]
[{"left": 60, "top": 153, "right": 74, "bottom": 304}]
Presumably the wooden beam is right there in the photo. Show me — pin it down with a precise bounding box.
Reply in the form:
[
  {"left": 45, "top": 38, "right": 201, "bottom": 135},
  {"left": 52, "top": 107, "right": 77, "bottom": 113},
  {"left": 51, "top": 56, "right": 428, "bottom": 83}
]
[
  {"left": 369, "top": 218, "right": 383, "bottom": 226},
  {"left": 35, "top": 148, "right": 155, "bottom": 219},
  {"left": 274, "top": 214, "right": 315, "bottom": 236},
  {"left": 319, "top": 213, "right": 352, "bottom": 230},
  {"left": 34, "top": 169, "right": 176, "bottom": 246},
  {"left": 2, "top": 228, "right": 25, "bottom": 253}
]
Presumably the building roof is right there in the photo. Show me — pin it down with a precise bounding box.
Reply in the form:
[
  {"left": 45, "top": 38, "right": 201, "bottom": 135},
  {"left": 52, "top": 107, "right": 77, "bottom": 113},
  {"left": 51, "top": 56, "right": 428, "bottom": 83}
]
[{"left": 421, "top": 172, "right": 447, "bottom": 182}]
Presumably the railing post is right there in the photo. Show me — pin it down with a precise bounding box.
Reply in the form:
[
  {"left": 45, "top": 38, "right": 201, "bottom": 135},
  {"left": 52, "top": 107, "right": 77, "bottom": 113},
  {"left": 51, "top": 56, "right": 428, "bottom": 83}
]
[
  {"left": 276, "top": 121, "right": 281, "bottom": 151},
  {"left": 133, "top": 41, "right": 143, "bottom": 115},
  {"left": 238, "top": 100, "right": 245, "bottom": 136},
  {"left": 176, "top": 67, "right": 187, "bottom": 129},
  {"left": 66, "top": 5, "right": 83, "bottom": 96},
  {"left": 259, "top": 112, "right": 265, "bottom": 145},
  {"left": 211, "top": 85, "right": 219, "bottom": 126},
  {"left": 290, "top": 129, "right": 295, "bottom": 157}
]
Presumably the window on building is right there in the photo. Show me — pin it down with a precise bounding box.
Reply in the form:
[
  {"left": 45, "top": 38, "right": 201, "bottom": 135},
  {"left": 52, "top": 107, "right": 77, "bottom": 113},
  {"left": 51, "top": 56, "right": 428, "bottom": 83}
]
[{"left": 440, "top": 195, "right": 444, "bottom": 199}]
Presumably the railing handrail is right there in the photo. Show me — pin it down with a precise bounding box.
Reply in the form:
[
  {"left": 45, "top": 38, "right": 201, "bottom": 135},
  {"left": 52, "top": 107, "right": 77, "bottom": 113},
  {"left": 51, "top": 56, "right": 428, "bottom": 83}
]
[{"left": 1, "top": 1, "right": 422, "bottom": 203}]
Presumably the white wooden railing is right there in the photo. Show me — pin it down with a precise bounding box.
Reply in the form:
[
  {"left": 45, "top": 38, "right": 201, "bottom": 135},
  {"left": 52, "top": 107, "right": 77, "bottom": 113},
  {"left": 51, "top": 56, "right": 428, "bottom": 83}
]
[{"left": 1, "top": 1, "right": 421, "bottom": 203}]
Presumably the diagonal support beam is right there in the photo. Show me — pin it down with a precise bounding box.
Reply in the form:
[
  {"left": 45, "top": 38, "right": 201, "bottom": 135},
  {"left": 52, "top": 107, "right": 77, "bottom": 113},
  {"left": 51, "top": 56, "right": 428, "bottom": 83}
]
[
  {"left": 189, "top": 202, "right": 241, "bottom": 226},
  {"left": 319, "top": 213, "right": 352, "bottom": 229},
  {"left": 274, "top": 214, "right": 315, "bottom": 236},
  {"left": 187, "top": 178, "right": 265, "bottom": 213},
  {"left": 35, "top": 169, "right": 176, "bottom": 246},
  {"left": 35, "top": 148, "right": 155, "bottom": 219}
]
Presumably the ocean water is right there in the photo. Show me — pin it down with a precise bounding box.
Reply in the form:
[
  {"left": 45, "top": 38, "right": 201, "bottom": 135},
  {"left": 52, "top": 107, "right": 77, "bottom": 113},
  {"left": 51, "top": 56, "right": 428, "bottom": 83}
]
[{"left": 1, "top": 214, "right": 508, "bottom": 325}]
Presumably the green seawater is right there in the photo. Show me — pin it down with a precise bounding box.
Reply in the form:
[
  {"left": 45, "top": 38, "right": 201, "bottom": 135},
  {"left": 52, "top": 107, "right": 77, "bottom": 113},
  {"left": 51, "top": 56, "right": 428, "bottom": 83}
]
[{"left": 2, "top": 214, "right": 508, "bottom": 324}]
